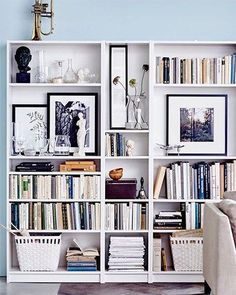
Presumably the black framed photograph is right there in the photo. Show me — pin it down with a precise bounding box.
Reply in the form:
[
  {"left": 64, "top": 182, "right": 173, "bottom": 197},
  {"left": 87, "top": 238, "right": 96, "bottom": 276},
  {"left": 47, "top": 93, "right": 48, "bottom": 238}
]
[
  {"left": 47, "top": 93, "right": 98, "bottom": 155},
  {"left": 167, "top": 94, "right": 227, "bottom": 155},
  {"left": 110, "top": 45, "right": 128, "bottom": 129},
  {"left": 12, "top": 104, "right": 47, "bottom": 148}
]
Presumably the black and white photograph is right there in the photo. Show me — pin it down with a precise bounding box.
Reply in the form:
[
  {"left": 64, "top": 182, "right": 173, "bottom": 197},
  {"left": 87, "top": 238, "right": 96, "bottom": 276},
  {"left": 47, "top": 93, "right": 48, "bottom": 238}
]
[
  {"left": 167, "top": 94, "right": 227, "bottom": 155},
  {"left": 47, "top": 93, "right": 98, "bottom": 154},
  {"left": 12, "top": 104, "right": 47, "bottom": 149},
  {"left": 180, "top": 107, "right": 214, "bottom": 142}
]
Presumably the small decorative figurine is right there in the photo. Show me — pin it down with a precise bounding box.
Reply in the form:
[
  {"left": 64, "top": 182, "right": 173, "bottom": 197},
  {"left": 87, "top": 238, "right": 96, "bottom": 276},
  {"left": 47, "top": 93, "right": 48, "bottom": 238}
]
[
  {"left": 137, "top": 177, "right": 147, "bottom": 199},
  {"left": 173, "top": 144, "right": 185, "bottom": 156},
  {"left": 15, "top": 46, "right": 32, "bottom": 83},
  {"left": 126, "top": 139, "right": 135, "bottom": 156},
  {"left": 74, "top": 112, "right": 86, "bottom": 157},
  {"left": 156, "top": 143, "right": 174, "bottom": 156}
]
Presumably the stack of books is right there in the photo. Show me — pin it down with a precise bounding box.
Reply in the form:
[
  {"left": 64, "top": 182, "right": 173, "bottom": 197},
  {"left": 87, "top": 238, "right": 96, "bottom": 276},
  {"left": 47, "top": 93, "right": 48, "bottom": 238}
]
[
  {"left": 154, "top": 211, "right": 183, "bottom": 230},
  {"left": 66, "top": 240, "right": 99, "bottom": 271},
  {"left": 105, "top": 133, "right": 126, "bottom": 157},
  {"left": 108, "top": 236, "right": 145, "bottom": 272},
  {"left": 15, "top": 162, "right": 54, "bottom": 172}
]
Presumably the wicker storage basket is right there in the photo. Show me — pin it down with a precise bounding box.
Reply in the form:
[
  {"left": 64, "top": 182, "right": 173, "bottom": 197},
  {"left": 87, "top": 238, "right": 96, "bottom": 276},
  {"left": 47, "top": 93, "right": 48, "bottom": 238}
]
[
  {"left": 15, "top": 235, "right": 61, "bottom": 272},
  {"left": 170, "top": 237, "right": 203, "bottom": 272}
]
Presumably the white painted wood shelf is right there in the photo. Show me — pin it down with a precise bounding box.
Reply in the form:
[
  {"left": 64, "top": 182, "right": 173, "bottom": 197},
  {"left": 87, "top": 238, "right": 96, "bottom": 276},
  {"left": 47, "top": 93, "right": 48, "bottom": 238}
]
[{"left": 8, "top": 40, "right": 235, "bottom": 284}]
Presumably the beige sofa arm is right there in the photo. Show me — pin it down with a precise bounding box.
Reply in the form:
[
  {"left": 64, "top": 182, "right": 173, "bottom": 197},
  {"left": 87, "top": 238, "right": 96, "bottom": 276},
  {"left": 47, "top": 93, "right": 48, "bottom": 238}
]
[{"left": 203, "top": 203, "right": 236, "bottom": 295}]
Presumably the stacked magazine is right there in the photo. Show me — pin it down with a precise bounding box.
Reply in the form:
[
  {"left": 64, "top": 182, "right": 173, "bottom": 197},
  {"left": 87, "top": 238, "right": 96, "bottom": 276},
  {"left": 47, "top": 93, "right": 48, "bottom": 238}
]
[{"left": 108, "top": 236, "right": 145, "bottom": 272}]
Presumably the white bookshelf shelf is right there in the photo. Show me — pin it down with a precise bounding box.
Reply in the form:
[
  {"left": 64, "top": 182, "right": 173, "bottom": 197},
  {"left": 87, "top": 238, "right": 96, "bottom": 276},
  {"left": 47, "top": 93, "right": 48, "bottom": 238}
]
[
  {"left": 105, "top": 230, "right": 149, "bottom": 233},
  {"left": 9, "top": 199, "right": 101, "bottom": 203},
  {"left": 9, "top": 171, "right": 101, "bottom": 175},
  {"left": 9, "top": 155, "right": 101, "bottom": 160},
  {"left": 153, "top": 199, "right": 219, "bottom": 203},
  {"left": 105, "top": 156, "right": 149, "bottom": 160},
  {"left": 105, "top": 129, "right": 149, "bottom": 134},
  {"left": 12, "top": 230, "right": 101, "bottom": 233},
  {"left": 7, "top": 40, "right": 234, "bottom": 284},
  {"left": 154, "top": 83, "right": 236, "bottom": 88},
  {"left": 105, "top": 199, "right": 149, "bottom": 202},
  {"left": 9, "top": 83, "right": 101, "bottom": 87}
]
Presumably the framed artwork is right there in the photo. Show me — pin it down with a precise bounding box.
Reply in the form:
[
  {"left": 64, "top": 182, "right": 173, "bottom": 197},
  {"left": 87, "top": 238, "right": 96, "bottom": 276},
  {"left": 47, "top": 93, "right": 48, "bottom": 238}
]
[
  {"left": 47, "top": 93, "right": 98, "bottom": 155},
  {"left": 12, "top": 104, "right": 47, "bottom": 148},
  {"left": 167, "top": 94, "right": 227, "bottom": 155},
  {"left": 110, "top": 45, "right": 128, "bottom": 129}
]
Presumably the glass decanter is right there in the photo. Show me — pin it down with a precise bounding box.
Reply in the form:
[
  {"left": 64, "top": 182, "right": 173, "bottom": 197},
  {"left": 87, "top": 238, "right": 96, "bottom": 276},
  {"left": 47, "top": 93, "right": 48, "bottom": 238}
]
[
  {"left": 63, "top": 59, "right": 78, "bottom": 83},
  {"left": 54, "top": 135, "right": 71, "bottom": 155}
]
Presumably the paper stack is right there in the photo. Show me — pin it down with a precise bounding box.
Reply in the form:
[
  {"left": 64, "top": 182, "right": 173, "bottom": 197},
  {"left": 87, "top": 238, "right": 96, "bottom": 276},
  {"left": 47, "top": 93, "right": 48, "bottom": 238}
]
[{"left": 108, "top": 236, "right": 145, "bottom": 272}]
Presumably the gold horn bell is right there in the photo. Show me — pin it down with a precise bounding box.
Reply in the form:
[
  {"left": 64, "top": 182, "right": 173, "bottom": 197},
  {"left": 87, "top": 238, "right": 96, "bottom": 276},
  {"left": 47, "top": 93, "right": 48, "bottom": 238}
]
[{"left": 32, "top": 0, "right": 54, "bottom": 41}]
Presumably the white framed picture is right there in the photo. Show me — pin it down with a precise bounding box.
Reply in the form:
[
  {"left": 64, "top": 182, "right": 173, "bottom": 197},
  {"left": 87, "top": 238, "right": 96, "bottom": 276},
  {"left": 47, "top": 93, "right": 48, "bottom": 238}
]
[
  {"left": 167, "top": 94, "right": 227, "bottom": 155},
  {"left": 47, "top": 92, "right": 98, "bottom": 155}
]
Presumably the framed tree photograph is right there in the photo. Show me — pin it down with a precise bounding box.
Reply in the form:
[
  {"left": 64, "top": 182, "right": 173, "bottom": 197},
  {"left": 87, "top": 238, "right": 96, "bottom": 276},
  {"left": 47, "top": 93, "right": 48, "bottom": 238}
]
[
  {"left": 12, "top": 104, "right": 47, "bottom": 149},
  {"left": 167, "top": 94, "right": 227, "bottom": 155},
  {"left": 47, "top": 93, "right": 98, "bottom": 155},
  {"left": 110, "top": 45, "right": 128, "bottom": 129}
]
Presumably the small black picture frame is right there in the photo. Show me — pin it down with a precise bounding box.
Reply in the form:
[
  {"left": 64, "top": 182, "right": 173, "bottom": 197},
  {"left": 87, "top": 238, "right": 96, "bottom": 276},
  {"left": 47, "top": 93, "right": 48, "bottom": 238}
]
[
  {"left": 47, "top": 92, "right": 98, "bottom": 156},
  {"left": 109, "top": 45, "right": 128, "bottom": 129},
  {"left": 166, "top": 94, "right": 227, "bottom": 155}
]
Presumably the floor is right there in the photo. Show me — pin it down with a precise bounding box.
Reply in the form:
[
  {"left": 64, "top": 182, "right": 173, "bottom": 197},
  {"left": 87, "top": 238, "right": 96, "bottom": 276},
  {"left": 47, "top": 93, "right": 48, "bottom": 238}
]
[{"left": 0, "top": 278, "right": 205, "bottom": 295}]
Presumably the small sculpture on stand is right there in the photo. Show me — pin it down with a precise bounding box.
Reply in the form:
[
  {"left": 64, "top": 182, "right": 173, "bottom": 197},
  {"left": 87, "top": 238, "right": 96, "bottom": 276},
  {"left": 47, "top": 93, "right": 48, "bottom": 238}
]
[
  {"left": 126, "top": 139, "right": 135, "bottom": 156},
  {"left": 173, "top": 144, "right": 185, "bottom": 156},
  {"left": 156, "top": 143, "right": 174, "bottom": 156},
  {"left": 15, "top": 46, "right": 32, "bottom": 83},
  {"left": 74, "top": 112, "right": 86, "bottom": 157},
  {"left": 137, "top": 177, "right": 147, "bottom": 199}
]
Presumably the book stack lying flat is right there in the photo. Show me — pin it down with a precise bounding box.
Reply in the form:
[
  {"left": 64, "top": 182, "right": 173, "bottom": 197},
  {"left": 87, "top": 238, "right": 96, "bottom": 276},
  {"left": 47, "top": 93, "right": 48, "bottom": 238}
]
[
  {"left": 154, "top": 211, "right": 183, "bottom": 230},
  {"left": 66, "top": 241, "right": 99, "bottom": 271},
  {"left": 108, "top": 236, "right": 145, "bottom": 272},
  {"left": 16, "top": 162, "right": 54, "bottom": 172}
]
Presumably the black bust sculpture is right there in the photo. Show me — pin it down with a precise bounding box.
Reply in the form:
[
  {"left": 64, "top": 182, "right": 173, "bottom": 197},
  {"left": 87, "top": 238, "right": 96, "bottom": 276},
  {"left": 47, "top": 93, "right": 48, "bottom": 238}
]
[{"left": 15, "top": 46, "right": 32, "bottom": 83}]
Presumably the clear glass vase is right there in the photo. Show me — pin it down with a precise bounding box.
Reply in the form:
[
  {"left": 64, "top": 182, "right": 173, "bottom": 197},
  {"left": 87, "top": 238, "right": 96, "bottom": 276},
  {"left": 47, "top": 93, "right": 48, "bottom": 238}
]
[
  {"left": 63, "top": 59, "right": 78, "bottom": 83},
  {"left": 125, "top": 95, "right": 148, "bottom": 129},
  {"left": 54, "top": 135, "right": 71, "bottom": 155}
]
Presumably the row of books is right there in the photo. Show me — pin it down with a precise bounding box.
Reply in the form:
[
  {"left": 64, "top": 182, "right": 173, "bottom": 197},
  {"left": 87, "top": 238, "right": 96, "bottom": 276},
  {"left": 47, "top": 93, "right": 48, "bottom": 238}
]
[
  {"left": 105, "top": 203, "right": 148, "bottom": 230},
  {"left": 154, "top": 161, "right": 236, "bottom": 200},
  {"left": 156, "top": 54, "right": 236, "bottom": 84},
  {"left": 105, "top": 133, "right": 127, "bottom": 157},
  {"left": 108, "top": 236, "right": 145, "bottom": 272},
  {"left": 11, "top": 202, "right": 101, "bottom": 230},
  {"left": 182, "top": 203, "right": 205, "bottom": 230},
  {"left": 66, "top": 239, "right": 99, "bottom": 271},
  {"left": 9, "top": 175, "right": 101, "bottom": 200}
]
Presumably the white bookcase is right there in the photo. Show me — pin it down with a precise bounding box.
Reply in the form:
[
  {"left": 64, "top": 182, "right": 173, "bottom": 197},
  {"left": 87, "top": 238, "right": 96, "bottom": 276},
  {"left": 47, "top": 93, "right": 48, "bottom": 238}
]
[{"left": 7, "top": 40, "right": 236, "bottom": 283}]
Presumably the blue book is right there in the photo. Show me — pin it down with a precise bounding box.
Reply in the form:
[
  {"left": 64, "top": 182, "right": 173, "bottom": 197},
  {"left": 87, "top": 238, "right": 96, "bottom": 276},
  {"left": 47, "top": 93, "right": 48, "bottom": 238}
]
[
  {"left": 195, "top": 203, "right": 199, "bottom": 229},
  {"left": 67, "top": 267, "right": 97, "bottom": 271},
  {"left": 231, "top": 53, "right": 236, "bottom": 84}
]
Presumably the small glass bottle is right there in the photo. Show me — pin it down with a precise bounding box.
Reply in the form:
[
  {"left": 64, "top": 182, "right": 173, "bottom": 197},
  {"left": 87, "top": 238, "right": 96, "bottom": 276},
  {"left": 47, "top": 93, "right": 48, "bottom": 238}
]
[{"left": 63, "top": 59, "right": 78, "bottom": 83}]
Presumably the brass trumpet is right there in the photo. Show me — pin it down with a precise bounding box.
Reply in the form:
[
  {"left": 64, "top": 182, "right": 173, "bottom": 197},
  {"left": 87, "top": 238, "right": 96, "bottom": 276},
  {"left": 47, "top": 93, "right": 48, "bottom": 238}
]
[{"left": 32, "top": 0, "right": 54, "bottom": 41}]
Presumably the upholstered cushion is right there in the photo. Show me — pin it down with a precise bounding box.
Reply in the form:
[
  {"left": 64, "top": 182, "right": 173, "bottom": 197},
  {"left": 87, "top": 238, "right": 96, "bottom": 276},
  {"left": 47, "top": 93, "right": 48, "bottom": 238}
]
[
  {"left": 218, "top": 199, "right": 236, "bottom": 245},
  {"left": 223, "top": 191, "right": 236, "bottom": 201}
]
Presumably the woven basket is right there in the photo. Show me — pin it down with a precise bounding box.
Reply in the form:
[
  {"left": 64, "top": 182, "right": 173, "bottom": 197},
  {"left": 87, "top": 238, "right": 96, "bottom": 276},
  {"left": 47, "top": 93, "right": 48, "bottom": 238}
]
[
  {"left": 15, "top": 235, "right": 61, "bottom": 272},
  {"left": 170, "top": 237, "right": 203, "bottom": 272}
]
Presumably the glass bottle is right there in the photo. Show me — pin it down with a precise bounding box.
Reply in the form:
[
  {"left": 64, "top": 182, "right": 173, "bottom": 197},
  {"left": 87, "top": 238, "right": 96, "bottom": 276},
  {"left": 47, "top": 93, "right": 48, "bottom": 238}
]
[{"left": 63, "top": 59, "right": 78, "bottom": 83}]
